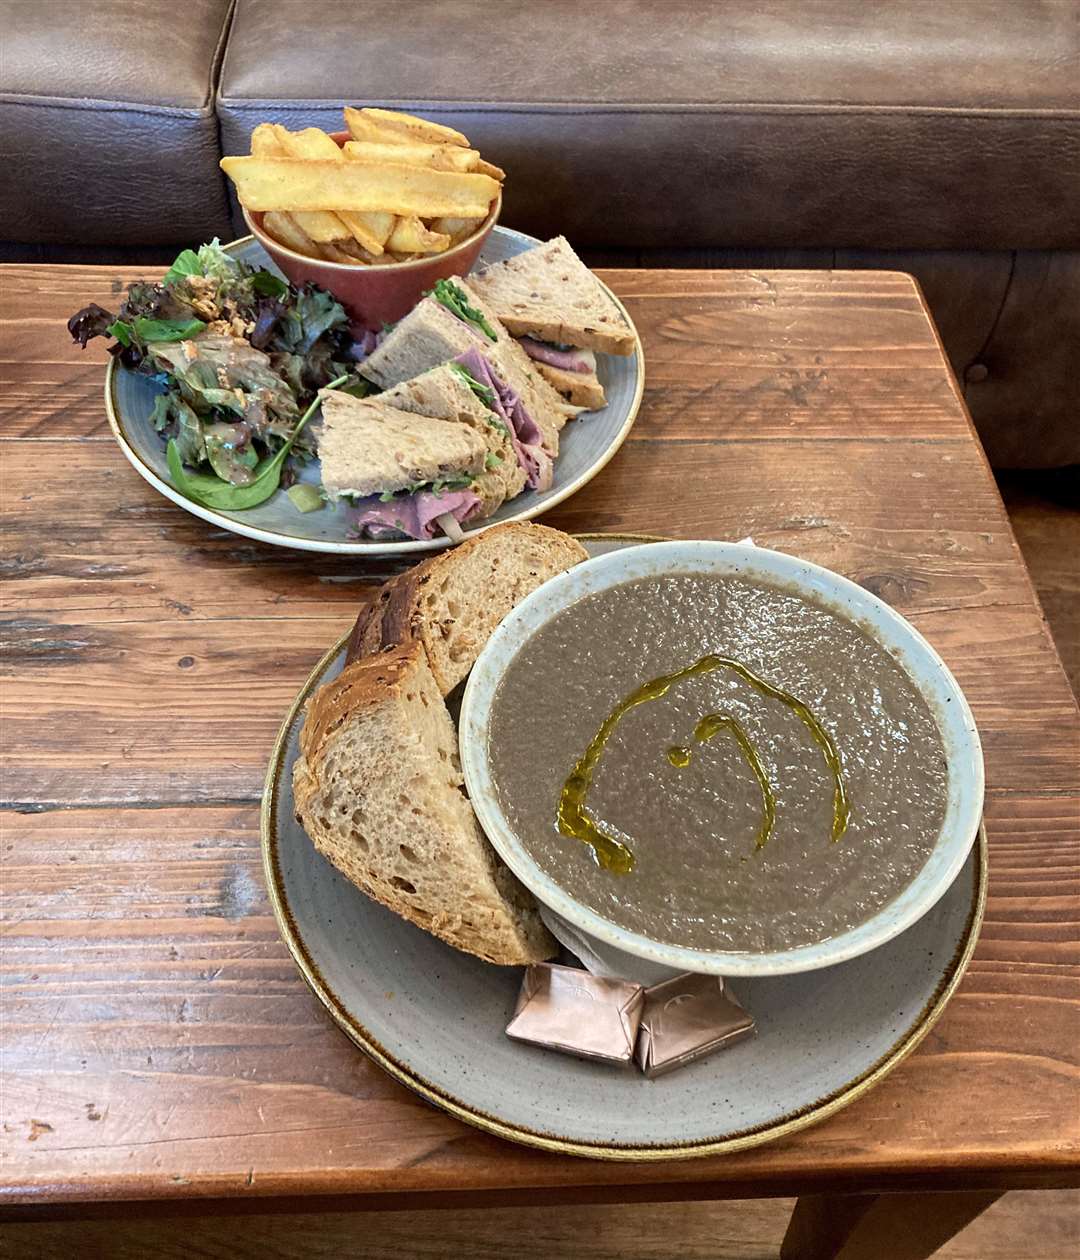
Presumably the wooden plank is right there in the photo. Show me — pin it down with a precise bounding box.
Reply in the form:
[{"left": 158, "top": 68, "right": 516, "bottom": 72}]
[
  {"left": 1, "top": 791, "right": 1076, "bottom": 1203},
  {"left": 2, "top": 1191, "right": 1079, "bottom": 1258},
  {"left": 2, "top": 603, "right": 1074, "bottom": 808}
]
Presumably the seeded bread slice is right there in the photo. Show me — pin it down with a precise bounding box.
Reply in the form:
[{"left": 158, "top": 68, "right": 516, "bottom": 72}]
[
  {"left": 294, "top": 642, "right": 556, "bottom": 965},
  {"left": 317, "top": 391, "right": 486, "bottom": 500},
  {"left": 533, "top": 353, "right": 607, "bottom": 411},
  {"left": 348, "top": 521, "right": 588, "bottom": 695},
  {"left": 470, "top": 236, "right": 636, "bottom": 356},
  {"left": 380, "top": 364, "right": 527, "bottom": 516}
]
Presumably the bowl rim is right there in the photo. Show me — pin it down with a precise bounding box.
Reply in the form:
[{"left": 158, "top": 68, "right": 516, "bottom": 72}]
[
  {"left": 242, "top": 188, "right": 502, "bottom": 274},
  {"left": 459, "top": 540, "right": 985, "bottom": 977}
]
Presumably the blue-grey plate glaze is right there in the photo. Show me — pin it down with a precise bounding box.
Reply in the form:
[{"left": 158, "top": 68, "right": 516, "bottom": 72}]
[
  {"left": 261, "top": 535, "right": 986, "bottom": 1161},
  {"left": 106, "top": 228, "right": 644, "bottom": 555}
]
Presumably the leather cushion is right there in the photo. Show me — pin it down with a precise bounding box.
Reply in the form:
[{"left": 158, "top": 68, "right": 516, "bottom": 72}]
[
  {"left": 0, "top": 0, "right": 234, "bottom": 244},
  {"left": 217, "top": 0, "right": 1080, "bottom": 251}
]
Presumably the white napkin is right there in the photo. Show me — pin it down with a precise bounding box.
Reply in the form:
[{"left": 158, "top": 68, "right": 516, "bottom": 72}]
[{"left": 540, "top": 537, "right": 757, "bottom": 988}]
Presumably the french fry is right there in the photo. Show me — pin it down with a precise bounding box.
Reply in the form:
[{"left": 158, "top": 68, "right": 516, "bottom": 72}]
[
  {"left": 358, "top": 106, "right": 469, "bottom": 148},
  {"left": 262, "top": 210, "right": 321, "bottom": 258},
  {"left": 250, "top": 122, "right": 284, "bottom": 157},
  {"left": 386, "top": 215, "right": 451, "bottom": 255},
  {"left": 429, "top": 215, "right": 485, "bottom": 244},
  {"left": 342, "top": 139, "right": 479, "bottom": 173},
  {"left": 271, "top": 124, "right": 340, "bottom": 159},
  {"left": 341, "top": 109, "right": 400, "bottom": 145},
  {"left": 474, "top": 158, "right": 506, "bottom": 181},
  {"left": 338, "top": 210, "right": 394, "bottom": 249},
  {"left": 317, "top": 240, "right": 367, "bottom": 264},
  {"left": 220, "top": 156, "right": 499, "bottom": 218}
]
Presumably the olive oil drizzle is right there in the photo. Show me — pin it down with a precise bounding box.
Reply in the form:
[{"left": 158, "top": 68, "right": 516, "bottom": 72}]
[
  {"left": 667, "top": 712, "right": 778, "bottom": 851},
  {"left": 557, "top": 654, "right": 850, "bottom": 872}
]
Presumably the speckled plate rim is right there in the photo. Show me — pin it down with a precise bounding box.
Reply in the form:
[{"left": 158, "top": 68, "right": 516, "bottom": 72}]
[
  {"left": 104, "top": 229, "right": 645, "bottom": 556},
  {"left": 259, "top": 532, "right": 988, "bottom": 1162}
]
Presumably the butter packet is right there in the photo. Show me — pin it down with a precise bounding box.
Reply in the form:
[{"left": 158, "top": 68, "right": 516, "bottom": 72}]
[
  {"left": 505, "top": 962, "right": 644, "bottom": 1064},
  {"left": 635, "top": 973, "right": 755, "bottom": 1078}
]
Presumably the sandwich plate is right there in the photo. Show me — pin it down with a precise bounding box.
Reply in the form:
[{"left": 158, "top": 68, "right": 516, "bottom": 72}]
[
  {"left": 262, "top": 534, "right": 987, "bottom": 1161},
  {"left": 106, "top": 229, "right": 644, "bottom": 555}
]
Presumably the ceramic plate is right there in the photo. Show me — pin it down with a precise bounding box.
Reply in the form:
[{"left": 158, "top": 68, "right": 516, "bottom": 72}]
[
  {"left": 262, "top": 535, "right": 986, "bottom": 1160},
  {"left": 106, "top": 228, "right": 644, "bottom": 555}
]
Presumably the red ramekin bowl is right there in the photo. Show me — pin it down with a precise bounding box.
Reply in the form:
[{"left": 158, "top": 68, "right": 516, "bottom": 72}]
[{"left": 242, "top": 132, "right": 501, "bottom": 330}]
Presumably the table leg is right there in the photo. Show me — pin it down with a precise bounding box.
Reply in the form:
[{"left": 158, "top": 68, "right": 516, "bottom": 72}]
[{"left": 780, "top": 1191, "right": 1002, "bottom": 1260}]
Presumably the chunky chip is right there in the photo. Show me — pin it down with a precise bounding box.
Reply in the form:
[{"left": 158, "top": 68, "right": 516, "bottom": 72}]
[
  {"left": 221, "top": 156, "right": 499, "bottom": 218},
  {"left": 342, "top": 139, "right": 480, "bottom": 173},
  {"left": 386, "top": 215, "right": 451, "bottom": 255},
  {"left": 345, "top": 105, "right": 468, "bottom": 148}
]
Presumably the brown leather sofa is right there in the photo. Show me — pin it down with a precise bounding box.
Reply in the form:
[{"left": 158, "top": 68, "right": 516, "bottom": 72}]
[{"left": 3, "top": 0, "right": 1078, "bottom": 468}]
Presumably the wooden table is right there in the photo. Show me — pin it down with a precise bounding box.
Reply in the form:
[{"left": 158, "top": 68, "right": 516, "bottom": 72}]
[{"left": 2, "top": 265, "right": 1078, "bottom": 1259}]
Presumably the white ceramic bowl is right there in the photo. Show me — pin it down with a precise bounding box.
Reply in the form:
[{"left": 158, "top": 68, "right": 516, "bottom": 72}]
[{"left": 460, "top": 541, "right": 984, "bottom": 977}]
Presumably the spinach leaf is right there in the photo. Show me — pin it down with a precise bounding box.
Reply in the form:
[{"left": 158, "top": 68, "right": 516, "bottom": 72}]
[
  {"left": 204, "top": 422, "right": 258, "bottom": 486},
  {"left": 252, "top": 269, "right": 288, "bottom": 298},
  {"left": 132, "top": 316, "right": 206, "bottom": 343},
  {"left": 163, "top": 249, "right": 202, "bottom": 285},
  {"left": 166, "top": 374, "right": 348, "bottom": 511},
  {"left": 107, "top": 319, "right": 133, "bottom": 347}
]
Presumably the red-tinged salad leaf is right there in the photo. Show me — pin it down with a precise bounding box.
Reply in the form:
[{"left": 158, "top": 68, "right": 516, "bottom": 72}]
[{"left": 69, "top": 240, "right": 365, "bottom": 500}]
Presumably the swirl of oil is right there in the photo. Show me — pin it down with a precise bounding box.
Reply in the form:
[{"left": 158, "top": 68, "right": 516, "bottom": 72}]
[
  {"left": 668, "top": 712, "right": 778, "bottom": 850},
  {"left": 557, "top": 654, "right": 850, "bottom": 872}
]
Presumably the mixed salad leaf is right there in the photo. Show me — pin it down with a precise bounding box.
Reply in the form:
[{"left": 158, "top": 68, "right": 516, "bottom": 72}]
[{"left": 69, "top": 240, "right": 364, "bottom": 509}]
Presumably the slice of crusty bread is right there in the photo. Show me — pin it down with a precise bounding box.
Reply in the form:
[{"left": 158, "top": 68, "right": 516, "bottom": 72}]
[
  {"left": 470, "top": 236, "right": 636, "bottom": 356},
  {"left": 293, "top": 642, "right": 556, "bottom": 966},
  {"left": 317, "top": 391, "right": 485, "bottom": 500},
  {"left": 533, "top": 357, "right": 607, "bottom": 411},
  {"left": 349, "top": 521, "right": 588, "bottom": 695}
]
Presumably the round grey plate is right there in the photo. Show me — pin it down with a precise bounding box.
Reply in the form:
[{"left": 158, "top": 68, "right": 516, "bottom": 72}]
[
  {"left": 262, "top": 535, "right": 987, "bottom": 1160},
  {"left": 106, "top": 228, "right": 644, "bottom": 555}
]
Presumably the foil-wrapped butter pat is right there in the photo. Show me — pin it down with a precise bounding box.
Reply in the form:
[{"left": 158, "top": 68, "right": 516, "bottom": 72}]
[
  {"left": 505, "top": 963, "right": 644, "bottom": 1064},
  {"left": 635, "top": 973, "right": 755, "bottom": 1078}
]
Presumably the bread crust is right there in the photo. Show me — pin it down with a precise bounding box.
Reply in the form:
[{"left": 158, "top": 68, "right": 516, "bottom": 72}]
[
  {"left": 534, "top": 361, "right": 608, "bottom": 410},
  {"left": 294, "top": 641, "right": 556, "bottom": 966},
  {"left": 346, "top": 522, "right": 589, "bottom": 692}
]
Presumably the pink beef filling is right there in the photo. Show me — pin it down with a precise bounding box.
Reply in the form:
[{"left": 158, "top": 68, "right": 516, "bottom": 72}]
[
  {"left": 454, "top": 347, "right": 554, "bottom": 491},
  {"left": 518, "top": 336, "right": 590, "bottom": 373},
  {"left": 350, "top": 488, "right": 481, "bottom": 540}
]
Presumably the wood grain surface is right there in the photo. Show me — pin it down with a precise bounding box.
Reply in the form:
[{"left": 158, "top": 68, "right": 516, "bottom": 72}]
[{"left": 2, "top": 265, "right": 1078, "bottom": 1214}]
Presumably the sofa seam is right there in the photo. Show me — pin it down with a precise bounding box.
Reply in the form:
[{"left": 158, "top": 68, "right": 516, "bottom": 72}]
[
  {"left": 213, "top": 99, "right": 1080, "bottom": 121},
  {"left": 205, "top": 0, "right": 237, "bottom": 112},
  {"left": 207, "top": 0, "right": 238, "bottom": 231},
  {"left": 0, "top": 94, "right": 215, "bottom": 121},
  {"left": 966, "top": 250, "right": 1019, "bottom": 381}
]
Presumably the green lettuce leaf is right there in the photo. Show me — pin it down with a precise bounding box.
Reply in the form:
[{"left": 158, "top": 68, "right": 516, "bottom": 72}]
[
  {"left": 163, "top": 249, "right": 202, "bottom": 286},
  {"left": 133, "top": 316, "right": 206, "bottom": 343}
]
